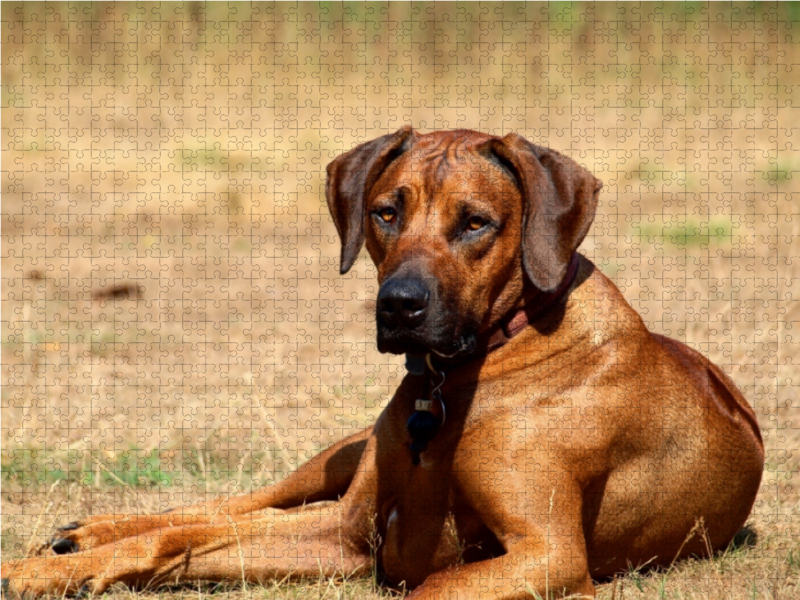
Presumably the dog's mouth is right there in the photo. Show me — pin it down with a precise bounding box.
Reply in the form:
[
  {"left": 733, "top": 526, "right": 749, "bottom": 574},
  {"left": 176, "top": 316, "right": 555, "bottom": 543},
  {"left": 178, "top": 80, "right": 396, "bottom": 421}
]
[{"left": 376, "top": 317, "right": 478, "bottom": 360}]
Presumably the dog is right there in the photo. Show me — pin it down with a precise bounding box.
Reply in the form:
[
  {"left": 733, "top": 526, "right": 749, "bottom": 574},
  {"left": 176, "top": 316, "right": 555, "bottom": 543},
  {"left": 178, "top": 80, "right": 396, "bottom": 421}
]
[{"left": 2, "top": 128, "right": 764, "bottom": 599}]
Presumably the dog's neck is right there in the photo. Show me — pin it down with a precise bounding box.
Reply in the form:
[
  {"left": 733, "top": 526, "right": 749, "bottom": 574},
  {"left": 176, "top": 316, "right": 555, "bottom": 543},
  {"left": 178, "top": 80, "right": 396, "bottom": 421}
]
[{"left": 404, "top": 253, "right": 581, "bottom": 465}]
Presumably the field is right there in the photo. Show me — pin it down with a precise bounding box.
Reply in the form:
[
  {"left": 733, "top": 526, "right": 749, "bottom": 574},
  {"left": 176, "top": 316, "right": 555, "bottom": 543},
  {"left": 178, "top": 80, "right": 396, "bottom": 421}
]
[{"left": 2, "top": 3, "right": 799, "bottom": 598}]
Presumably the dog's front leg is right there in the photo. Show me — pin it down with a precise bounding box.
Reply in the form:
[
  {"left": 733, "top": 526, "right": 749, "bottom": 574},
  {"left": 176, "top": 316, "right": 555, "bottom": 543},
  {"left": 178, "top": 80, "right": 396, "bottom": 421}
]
[
  {"left": 408, "top": 468, "right": 594, "bottom": 600},
  {"left": 44, "top": 427, "right": 372, "bottom": 553},
  {"left": 184, "top": 425, "right": 372, "bottom": 515},
  {"left": 407, "top": 550, "right": 594, "bottom": 600},
  {"left": 2, "top": 504, "right": 373, "bottom": 597},
  {"left": 246, "top": 425, "right": 372, "bottom": 510}
]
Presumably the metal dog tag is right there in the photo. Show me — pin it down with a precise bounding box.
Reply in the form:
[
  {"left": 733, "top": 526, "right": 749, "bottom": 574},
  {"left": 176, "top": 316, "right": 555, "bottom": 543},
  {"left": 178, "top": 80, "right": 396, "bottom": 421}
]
[{"left": 415, "top": 399, "right": 433, "bottom": 412}]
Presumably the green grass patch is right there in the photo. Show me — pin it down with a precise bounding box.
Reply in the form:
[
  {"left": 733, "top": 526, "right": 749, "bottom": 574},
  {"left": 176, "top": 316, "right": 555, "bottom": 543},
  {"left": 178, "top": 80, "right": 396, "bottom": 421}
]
[
  {"left": 179, "top": 148, "right": 231, "bottom": 171},
  {"left": 760, "top": 160, "right": 795, "bottom": 184},
  {"left": 2, "top": 448, "right": 171, "bottom": 489},
  {"left": 0, "top": 447, "right": 276, "bottom": 491},
  {"left": 631, "top": 217, "right": 740, "bottom": 247}
]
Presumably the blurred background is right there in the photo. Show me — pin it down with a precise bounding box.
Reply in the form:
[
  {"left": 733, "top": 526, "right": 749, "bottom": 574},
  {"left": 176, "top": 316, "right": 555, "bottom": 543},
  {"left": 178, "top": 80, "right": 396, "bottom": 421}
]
[{"left": 2, "top": 3, "right": 799, "bottom": 597}]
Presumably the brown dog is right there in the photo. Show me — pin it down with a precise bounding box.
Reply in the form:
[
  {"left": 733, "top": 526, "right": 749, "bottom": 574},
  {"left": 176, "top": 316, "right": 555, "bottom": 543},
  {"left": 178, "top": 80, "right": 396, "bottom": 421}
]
[{"left": 2, "top": 128, "right": 764, "bottom": 599}]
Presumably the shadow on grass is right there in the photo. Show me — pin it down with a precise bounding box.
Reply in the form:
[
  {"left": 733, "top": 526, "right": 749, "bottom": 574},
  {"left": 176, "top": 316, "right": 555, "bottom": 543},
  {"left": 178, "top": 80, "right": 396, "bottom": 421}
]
[
  {"left": 728, "top": 523, "right": 758, "bottom": 552},
  {"left": 593, "top": 523, "right": 759, "bottom": 588}
]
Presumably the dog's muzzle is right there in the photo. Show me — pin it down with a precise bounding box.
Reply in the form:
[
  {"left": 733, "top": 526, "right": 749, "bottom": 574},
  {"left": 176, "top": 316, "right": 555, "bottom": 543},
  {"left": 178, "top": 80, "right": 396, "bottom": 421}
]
[{"left": 376, "top": 276, "right": 477, "bottom": 357}]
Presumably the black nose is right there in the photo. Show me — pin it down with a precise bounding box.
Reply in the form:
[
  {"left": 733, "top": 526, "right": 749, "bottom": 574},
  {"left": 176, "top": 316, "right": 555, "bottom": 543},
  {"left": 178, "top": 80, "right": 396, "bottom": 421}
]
[{"left": 377, "top": 278, "right": 430, "bottom": 329}]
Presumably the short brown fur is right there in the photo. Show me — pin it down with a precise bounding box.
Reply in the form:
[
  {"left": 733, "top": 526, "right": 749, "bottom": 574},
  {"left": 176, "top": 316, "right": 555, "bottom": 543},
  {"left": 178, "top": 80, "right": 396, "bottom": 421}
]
[{"left": 1, "top": 129, "right": 763, "bottom": 599}]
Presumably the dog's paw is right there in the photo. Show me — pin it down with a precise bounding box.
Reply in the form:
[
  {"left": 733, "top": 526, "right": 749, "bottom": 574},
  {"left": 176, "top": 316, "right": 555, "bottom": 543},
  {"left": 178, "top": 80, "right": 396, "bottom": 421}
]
[
  {"left": 45, "top": 512, "right": 198, "bottom": 555},
  {"left": 45, "top": 516, "right": 131, "bottom": 554}
]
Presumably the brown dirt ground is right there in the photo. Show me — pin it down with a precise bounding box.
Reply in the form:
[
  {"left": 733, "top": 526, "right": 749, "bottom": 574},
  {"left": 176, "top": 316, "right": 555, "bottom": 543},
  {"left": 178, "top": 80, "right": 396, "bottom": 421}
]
[{"left": 2, "top": 3, "right": 799, "bottom": 598}]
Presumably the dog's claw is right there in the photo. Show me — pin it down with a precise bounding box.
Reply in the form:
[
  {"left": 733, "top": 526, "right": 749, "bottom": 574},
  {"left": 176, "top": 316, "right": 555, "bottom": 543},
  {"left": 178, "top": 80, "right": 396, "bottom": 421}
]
[
  {"left": 75, "top": 583, "right": 92, "bottom": 599},
  {"left": 51, "top": 538, "right": 79, "bottom": 555},
  {"left": 57, "top": 522, "right": 81, "bottom": 532}
]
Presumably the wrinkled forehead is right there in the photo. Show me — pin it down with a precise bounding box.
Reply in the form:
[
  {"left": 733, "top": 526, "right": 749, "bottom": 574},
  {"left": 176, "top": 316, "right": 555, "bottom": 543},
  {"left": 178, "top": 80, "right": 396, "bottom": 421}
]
[{"left": 373, "top": 133, "right": 516, "bottom": 201}]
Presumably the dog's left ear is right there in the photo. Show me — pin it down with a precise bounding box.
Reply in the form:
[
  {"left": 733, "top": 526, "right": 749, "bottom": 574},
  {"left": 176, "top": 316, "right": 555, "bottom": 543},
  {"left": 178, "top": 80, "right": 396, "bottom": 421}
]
[
  {"left": 479, "top": 133, "right": 602, "bottom": 292},
  {"left": 326, "top": 127, "right": 417, "bottom": 274}
]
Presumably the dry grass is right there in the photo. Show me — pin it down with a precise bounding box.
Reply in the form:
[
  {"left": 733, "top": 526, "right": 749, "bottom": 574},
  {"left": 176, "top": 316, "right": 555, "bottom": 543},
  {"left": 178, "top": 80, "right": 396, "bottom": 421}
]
[{"left": 2, "top": 3, "right": 800, "bottom": 598}]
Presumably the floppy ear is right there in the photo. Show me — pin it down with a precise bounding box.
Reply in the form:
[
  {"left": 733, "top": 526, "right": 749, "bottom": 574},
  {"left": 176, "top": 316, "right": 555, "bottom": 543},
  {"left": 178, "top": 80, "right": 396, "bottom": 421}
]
[
  {"left": 325, "top": 126, "right": 417, "bottom": 274},
  {"left": 478, "top": 133, "right": 602, "bottom": 291}
]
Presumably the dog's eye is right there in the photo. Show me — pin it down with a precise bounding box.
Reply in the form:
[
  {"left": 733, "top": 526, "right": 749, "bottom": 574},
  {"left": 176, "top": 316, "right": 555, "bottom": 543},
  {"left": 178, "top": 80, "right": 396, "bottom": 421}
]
[
  {"left": 466, "top": 216, "right": 486, "bottom": 231},
  {"left": 377, "top": 208, "right": 397, "bottom": 224}
]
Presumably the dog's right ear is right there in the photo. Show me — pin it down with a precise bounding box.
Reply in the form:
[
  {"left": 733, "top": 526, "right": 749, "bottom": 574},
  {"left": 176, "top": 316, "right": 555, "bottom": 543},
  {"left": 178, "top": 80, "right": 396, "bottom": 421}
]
[{"left": 326, "top": 127, "right": 417, "bottom": 274}]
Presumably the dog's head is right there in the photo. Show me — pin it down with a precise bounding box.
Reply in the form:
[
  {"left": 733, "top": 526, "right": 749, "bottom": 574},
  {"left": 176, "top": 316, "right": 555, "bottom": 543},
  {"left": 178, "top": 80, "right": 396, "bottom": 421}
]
[{"left": 326, "top": 128, "right": 602, "bottom": 359}]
